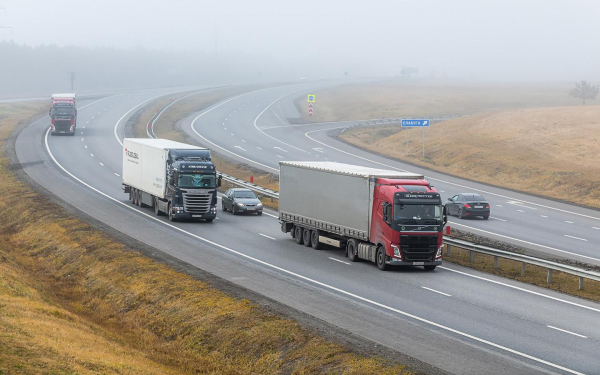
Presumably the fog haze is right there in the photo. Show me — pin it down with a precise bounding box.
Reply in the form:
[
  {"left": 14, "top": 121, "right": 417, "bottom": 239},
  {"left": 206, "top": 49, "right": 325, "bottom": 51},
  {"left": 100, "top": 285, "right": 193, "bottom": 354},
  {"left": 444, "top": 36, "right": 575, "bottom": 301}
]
[{"left": 1, "top": 0, "right": 599, "bottom": 84}]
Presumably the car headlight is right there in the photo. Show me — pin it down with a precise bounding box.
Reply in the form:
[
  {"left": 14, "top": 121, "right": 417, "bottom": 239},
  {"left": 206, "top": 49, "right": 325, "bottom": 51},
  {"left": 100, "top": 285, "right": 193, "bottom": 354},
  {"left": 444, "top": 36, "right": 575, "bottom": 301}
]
[
  {"left": 257, "top": 203, "right": 263, "bottom": 207},
  {"left": 237, "top": 202, "right": 244, "bottom": 207},
  {"left": 391, "top": 244, "right": 401, "bottom": 258}
]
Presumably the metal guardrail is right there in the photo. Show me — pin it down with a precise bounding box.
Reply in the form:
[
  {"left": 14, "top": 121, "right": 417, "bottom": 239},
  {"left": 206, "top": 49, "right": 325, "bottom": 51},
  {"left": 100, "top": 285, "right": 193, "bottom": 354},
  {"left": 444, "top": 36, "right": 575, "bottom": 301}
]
[
  {"left": 443, "top": 237, "right": 600, "bottom": 289},
  {"left": 219, "top": 174, "right": 280, "bottom": 200},
  {"left": 339, "top": 115, "right": 469, "bottom": 134}
]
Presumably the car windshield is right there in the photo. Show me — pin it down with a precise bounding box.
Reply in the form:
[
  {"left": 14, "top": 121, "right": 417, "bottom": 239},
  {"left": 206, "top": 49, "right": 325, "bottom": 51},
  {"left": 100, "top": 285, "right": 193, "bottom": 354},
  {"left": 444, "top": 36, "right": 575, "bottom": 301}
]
[
  {"left": 178, "top": 173, "right": 215, "bottom": 188},
  {"left": 52, "top": 106, "right": 74, "bottom": 116},
  {"left": 234, "top": 191, "right": 256, "bottom": 199},
  {"left": 393, "top": 204, "right": 441, "bottom": 224}
]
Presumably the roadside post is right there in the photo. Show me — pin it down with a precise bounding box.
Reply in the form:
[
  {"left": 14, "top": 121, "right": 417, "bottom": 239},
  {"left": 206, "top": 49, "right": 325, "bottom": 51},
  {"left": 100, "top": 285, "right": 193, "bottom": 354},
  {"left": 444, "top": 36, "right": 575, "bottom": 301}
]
[
  {"left": 307, "top": 94, "right": 315, "bottom": 121},
  {"left": 401, "top": 119, "right": 430, "bottom": 157}
]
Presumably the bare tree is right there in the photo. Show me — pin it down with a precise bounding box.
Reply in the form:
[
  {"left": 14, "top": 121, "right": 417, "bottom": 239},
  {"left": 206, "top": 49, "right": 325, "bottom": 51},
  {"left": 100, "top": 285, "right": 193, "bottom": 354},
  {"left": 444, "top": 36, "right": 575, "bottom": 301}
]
[{"left": 569, "top": 80, "right": 599, "bottom": 105}]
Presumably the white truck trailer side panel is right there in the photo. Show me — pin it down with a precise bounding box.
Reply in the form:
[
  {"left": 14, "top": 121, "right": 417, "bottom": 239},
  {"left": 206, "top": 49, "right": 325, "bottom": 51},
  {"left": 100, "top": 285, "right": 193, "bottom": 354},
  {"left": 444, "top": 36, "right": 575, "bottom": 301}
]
[
  {"left": 279, "top": 162, "right": 425, "bottom": 240},
  {"left": 122, "top": 139, "right": 167, "bottom": 199}
]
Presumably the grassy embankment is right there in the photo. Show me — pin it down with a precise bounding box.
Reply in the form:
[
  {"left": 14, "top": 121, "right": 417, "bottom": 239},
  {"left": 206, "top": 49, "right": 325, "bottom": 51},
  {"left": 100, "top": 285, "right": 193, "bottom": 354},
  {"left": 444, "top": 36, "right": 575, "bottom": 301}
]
[
  {"left": 133, "top": 86, "right": 280, "bottom": 207},
  {"left": 0, "top": 102, "right": 411, "bottom": 373},
  {"left": 298, "top": 81, "right": 600, "bottom": 209}
]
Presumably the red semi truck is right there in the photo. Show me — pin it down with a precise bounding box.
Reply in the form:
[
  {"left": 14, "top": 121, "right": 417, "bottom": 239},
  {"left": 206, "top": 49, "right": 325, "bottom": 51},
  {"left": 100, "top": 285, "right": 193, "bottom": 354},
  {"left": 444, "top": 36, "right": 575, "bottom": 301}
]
[
  {"left": 279, "top": 162, "right": 447, "bottom": 271},
  {"left": 49, "top": 93, "right": 77, "bottom": 136}
]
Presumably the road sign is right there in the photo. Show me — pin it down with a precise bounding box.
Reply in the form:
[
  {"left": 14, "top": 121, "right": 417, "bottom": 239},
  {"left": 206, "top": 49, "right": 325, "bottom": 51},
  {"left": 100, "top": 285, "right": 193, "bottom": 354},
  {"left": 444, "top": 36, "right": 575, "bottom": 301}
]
[
  {"left": 308, "top": 103, "right": 313, "bottom": 108},
  {"left": 401, "top": 119, "right": 429, "bottom": 127},
  {"left": 307, "top": 94, "right": 316, "bottom": 103}
]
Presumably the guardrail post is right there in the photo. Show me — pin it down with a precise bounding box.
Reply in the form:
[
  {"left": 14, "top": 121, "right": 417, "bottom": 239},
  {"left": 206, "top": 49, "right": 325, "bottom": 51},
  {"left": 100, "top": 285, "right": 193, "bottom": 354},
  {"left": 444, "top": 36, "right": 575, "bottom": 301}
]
[
  {"left": 446, "top": 244, "right": 451, "bottom": 256},
  {"left": 521, "top": 263, "right": 526, "bottom": 277},
  {"left": 494, "top": 256, "right": 498, "bottom": 269},
  {"left": 469, "top": 250, "right": 474, "bottom": 262},
  {"left": 547, "top": 269, "right": 552, "bottom": 283},
  {"left": 579, "top": 277, "right": 584, "bottom": 290}
]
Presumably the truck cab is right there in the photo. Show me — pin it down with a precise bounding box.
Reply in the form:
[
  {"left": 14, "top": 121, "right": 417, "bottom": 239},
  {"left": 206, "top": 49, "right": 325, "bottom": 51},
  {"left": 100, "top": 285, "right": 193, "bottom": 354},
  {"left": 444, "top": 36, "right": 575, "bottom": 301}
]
[
  {"left": 49, "top": 93, "right": 77, "bottom": 136},
  {"left": 371, "top": 179, "right": 446, "bottom": 270}
]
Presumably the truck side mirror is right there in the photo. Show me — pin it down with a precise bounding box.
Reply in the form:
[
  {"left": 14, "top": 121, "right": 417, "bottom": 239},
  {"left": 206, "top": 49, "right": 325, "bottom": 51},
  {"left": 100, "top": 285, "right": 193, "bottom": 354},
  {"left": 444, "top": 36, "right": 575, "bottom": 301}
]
[
  {"left": 443, "top": 205, "right": 448, "bottom": 225},
  {"left": 217, "top": 174, "right": 222, "bottom": 187}
]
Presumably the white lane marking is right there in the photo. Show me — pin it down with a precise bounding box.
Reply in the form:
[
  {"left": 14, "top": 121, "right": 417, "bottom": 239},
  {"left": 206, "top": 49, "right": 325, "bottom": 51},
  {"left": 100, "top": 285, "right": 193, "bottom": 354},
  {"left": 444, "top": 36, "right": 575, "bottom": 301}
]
[
  {"left": 507, "top": 201, "right": 537, "bottom": 210},
  {"left": 593, "top": 227, "right": 600, "bottom": 230},
  {"left": 230, "top": 133, "right": 234, "bottom": 136},
  {"left": 517, "top": 210, "right": 525, "bottom": 213},
  {"left": 82, "top": 126, "right": 85, "bottom": 129},
  {"left": 81, "top": 138, "right": 84, "bottom": 141},
  {"left": 42, "top": 132, "right": 598, "bottom": 375},
  {"left": 222, "top": 122, "right": 225, "bottom": 125},
  {"left": 565, "top": 221, "right": 574, "bottom": 224},
  {"left": 274, "top": 146, "right": 288, "bottom": 153},
  {"left": 253, "top": 90, "right": 309, "bottom": 153},
  {"left": 114, "top": 173, "right": 120, "bottom": 177},
  {"left": 272, "top": 110, "right": 288, "bottom": 126},
  {"left": 276, "top": 155, "right": 284, "bottom": 158},
  {"left": 262, "top": 211, "right": 278, "bottom": 218},
  {"left": 84, "top": 146, "right": 88, "bottom": 149},
  {"left": 80, "top": 132, "right": 83, "bottom": 134},
  {"left": 215, "top": 217, "right": 220, "bottom": 220},
  {"left": 113, "top": 91, "right": 187, "bottom": 147},
  {"left": 547, "top": 326, "right": 587, "bottom": 339},
  {"left": 541, "top": 215, "right": 548, "bottom": 218},
  {"left": 441, "top": 266, "right": 600, "bottom": 314},
  {"left": 440, "top": 190, "right": 445, "bottom": 193},
  {"left": 489, "top": 217, "right": 507, "bottom": 222},
  {"left": 99, "top": 163, "right": 104, "bottom": 166},
  {"left": 235, "top": 146, "right": 247, "bottom": 151},
  {"left": 241, "top": 140, "right": 246, "bottom": 142},
  {"left": 189, "top": 90, "right": 278, "bottom": 173},
  {"left": 304, "top": 127, "right": 600, "bottom": 222},
  {"left": 224, "top": 128, "right": 227, "bottom": 130},
  {"left": 91, "top": 117, "right": 94, "bottom": 119},
  {"left": 421, "top": 287, "right": 451, "bottom": 297},
  {"left": 448, "top": 221, "right": 600, "bottom": 262},
  {"left": 313, "top": 147, "right": 324, "bottom": 153},
  {"left": 256, "top": 147, "right": 262, "bottom": 150},
  {"left": 259, "top": 233, "right": 276, "bottom": 240},
  {"left": 564, "top": 235, "right": 587, "bottom": 242},
  {"left": 496, "top": 205, "right": 503, "bottom": 207},
  {"left": 86, "top": 121, "right": 89, "bottom": 123},
  {"left": 328, "top": 257, "right": 351, "bottom": 265},
  {"left": 97, "top": 112, "right": 101, "bottom": 115},
  {"left": 90, "top": 154, "right": 94, "bottom": 157}
]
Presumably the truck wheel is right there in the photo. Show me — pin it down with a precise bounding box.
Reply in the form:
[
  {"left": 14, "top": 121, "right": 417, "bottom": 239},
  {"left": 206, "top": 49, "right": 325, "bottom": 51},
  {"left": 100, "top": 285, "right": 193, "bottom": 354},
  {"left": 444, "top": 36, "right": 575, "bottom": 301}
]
[
  {"left": 154, "top": 198, "right": 163, "bottom": 216},
  {"left": 290, "top": 226, "right": 296, "bottom": 238},
  {"left": 129, "top": 190, "right": 134, "bottom": 202},
  {"left": 295, "top": 227, "right": 303, "bottom": 245},
  {"left": 168, "top": 204, "right": 177, "bottom": 222},
  {"left": 346, "top": 239, "right": 358, "bottom": 262},
  {"left": 376, "top": 246, "right": 388, "bottom": 271},
  {"left": 424, "top": 265, "right": 437, "bottom": 271},
  {"left": 133, "top": 189, "right": 139, "bottom": 206},
  {"left": 311, "top": 230, "right": 321, "bottom": 250},
  {"left": 302, "top": 228, "right": 312, "bottom": 247}
]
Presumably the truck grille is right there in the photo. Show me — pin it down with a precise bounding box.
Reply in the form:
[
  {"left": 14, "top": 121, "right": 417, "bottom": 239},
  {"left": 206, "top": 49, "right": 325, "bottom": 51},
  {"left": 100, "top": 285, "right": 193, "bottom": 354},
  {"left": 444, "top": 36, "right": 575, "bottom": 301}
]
[
  {"left": 400, "top": 235, "right": 438, "bottom": 261},
  {"left": 181, "top": 189, "right": 213, "bottom": 214},
  {"left": 54, "top": 119, "right": 73, "bottom": 131}
]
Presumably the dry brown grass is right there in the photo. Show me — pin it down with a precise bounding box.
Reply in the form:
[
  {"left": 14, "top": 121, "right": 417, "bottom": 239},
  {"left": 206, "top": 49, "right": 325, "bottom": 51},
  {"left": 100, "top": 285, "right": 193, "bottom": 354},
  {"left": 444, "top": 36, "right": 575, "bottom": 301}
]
[
  {"left": 444, "top": 246, "right": 600, "bottom": 302},
  {"left": 297, "top": 81, "right": 582, "bottom": 123},
  {"left": 0, "top": 103, "right": 410, "bottom": 374},
  {"left": 341, "top": 105, "right": 600, "bottom": 208}
]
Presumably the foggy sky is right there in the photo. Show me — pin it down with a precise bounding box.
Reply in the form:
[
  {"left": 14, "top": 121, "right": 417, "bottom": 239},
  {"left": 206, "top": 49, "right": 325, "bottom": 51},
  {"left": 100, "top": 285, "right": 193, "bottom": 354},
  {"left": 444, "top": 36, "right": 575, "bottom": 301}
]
[{"left": 2, "top": 0, "right": 599, "bottom": 81}]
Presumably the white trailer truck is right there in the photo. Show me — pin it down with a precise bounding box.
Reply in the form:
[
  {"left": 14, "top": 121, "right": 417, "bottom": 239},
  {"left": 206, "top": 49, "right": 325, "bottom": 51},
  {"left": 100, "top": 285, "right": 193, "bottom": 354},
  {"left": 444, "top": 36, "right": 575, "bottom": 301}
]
[
  {"left": 279, "top": 162, "right": 446, "bottom": 270},
  {"left": 122, "top": 138, "right": 221, "bottom": 222}
]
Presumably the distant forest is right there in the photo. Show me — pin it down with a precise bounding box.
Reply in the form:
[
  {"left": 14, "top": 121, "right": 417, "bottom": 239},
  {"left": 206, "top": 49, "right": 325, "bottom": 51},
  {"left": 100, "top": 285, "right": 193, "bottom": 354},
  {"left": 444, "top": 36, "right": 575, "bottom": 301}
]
[{"left": 0, "top": 41, "right": 260, "bottom": 98}]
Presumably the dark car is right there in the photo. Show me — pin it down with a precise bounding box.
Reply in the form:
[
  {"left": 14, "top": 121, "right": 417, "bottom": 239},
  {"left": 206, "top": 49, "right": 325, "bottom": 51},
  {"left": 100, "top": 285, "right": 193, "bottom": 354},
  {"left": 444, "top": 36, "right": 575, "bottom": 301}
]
[
  {"left": 446, "top": 193, "right": 490, "bottom": 219},
  {"left": 222, "top": 188, "right": 263, "bottom": 215}
]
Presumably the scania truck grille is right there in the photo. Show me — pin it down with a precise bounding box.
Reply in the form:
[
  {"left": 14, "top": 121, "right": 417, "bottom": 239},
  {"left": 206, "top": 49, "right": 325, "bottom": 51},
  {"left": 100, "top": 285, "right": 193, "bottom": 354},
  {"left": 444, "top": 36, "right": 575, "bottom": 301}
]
[
  {"left": 399, "top": 235, "right": 438, "bottom": 261},
  {"left": 54, "top": 120, "right": 72, "bottom": 131},
  {"left": 181, "top": 189, "right": 213, "bottom": 214}
]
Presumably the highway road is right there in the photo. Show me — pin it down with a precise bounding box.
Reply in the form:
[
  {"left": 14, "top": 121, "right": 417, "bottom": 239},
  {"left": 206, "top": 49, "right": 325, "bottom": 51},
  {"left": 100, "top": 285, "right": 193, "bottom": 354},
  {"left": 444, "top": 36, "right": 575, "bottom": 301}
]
[{"left": 14, "top": 84, "right": 600, "bottom": 375}]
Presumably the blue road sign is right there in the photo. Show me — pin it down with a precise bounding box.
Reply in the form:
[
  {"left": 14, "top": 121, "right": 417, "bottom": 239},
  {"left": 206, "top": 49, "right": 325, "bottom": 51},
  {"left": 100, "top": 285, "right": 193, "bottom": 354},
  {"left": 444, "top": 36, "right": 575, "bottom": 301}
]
[{"left": 401, "top": 119, "right": 429, "bottom": 127}]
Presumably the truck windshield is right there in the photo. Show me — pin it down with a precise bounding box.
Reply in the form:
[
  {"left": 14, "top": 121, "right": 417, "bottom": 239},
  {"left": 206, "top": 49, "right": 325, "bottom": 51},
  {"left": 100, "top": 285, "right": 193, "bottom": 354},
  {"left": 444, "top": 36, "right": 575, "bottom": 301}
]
[
  {"left": 52, "top": 107, "right": 75, "bottom": 116},
  {"left": 178, "top": 173, "right": 215, "bottom": 188},
  {"left": 393, "top": 204, "right": 441, "bottom": 224}
]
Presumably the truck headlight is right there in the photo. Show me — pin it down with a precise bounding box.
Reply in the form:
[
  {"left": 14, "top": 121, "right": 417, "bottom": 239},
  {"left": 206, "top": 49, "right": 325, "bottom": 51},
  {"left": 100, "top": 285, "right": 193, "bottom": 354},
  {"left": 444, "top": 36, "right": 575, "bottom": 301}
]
[
  {"left": 391, "top": 245, "right": 401, "bottom": 259},
  {"left": 436, "top": 245, "right": 443, "bottom": 259},
  {"left": 237, "top": 202, "right": 244, "bottom": 207}
]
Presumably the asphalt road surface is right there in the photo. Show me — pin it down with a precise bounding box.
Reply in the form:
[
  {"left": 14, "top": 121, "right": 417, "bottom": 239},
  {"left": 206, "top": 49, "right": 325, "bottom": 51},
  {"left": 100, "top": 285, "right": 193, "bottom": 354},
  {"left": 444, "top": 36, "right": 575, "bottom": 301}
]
[{"left": 15, "top": 84, "right": 600, "bottom": 375}]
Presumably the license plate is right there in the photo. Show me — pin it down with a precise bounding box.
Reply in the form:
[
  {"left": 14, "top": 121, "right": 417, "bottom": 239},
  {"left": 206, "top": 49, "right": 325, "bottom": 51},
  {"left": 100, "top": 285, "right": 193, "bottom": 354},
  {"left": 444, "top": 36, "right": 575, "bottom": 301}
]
[
  {"left": 192, "top": 215, "right": 202, "bottom": 217},
  {"left": 474, "top": 206, "right": 483, "bottom": 208},
  {"left": 413, "top": 262, "right": 424, "bottom": 265},
  {"left": 60, "top": 131, "right": 65, "bottom": 133},
  {"left": 247, "top": 207, "right": 255, "bottom": 210}
]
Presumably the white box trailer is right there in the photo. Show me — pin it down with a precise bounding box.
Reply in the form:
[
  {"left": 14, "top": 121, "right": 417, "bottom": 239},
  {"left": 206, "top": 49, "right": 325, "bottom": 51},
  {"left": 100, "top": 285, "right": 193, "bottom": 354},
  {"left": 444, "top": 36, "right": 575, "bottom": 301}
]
[
  {"left": 122, "top": 138, "right": 219, "bottom": 222},
  {"left": 279, "top": 162, "right": 445, "bottom": 271}
]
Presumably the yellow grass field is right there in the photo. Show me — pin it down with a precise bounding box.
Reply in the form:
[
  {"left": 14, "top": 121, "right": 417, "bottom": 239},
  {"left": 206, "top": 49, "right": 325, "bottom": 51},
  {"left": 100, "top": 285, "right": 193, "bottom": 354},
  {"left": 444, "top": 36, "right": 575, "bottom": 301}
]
[
  {"left": 341, "top": 105, "right": 600, "bottom": 208},
  {"left": 0, "top": 103, "right": 411, "bottom": 374}
]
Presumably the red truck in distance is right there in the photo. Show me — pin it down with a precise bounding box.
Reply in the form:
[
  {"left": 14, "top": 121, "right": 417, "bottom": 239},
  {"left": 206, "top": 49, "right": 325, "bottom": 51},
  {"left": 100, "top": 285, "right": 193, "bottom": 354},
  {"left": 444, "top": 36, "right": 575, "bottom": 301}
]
[
  {"left": 49, "top": 93, "right": 77, "bottom": 136},
  {"left": 279, "top": 162, "right": 447, "bottom": 271}
]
